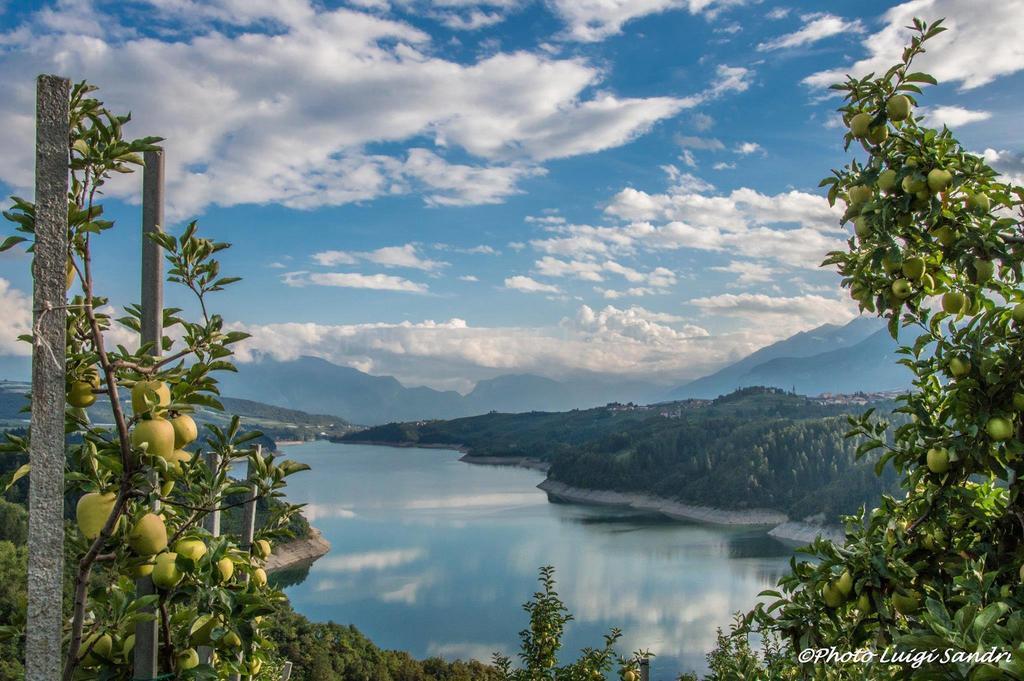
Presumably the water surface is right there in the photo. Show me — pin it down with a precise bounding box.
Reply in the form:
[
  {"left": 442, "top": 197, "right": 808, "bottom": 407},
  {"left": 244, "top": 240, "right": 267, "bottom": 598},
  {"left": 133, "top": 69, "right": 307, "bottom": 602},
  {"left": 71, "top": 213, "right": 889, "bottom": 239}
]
[{"left": 279, "top": 441, "right": 796, "bottom": 679}]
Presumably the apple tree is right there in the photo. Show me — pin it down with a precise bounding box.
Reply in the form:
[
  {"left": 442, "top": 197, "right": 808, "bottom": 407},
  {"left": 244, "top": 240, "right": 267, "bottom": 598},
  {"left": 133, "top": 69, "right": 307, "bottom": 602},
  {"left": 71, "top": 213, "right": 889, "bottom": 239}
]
[
  {"left": 1, "top": 82, "right": 308, "bottom": 679},
  {"left": 712, "top": 18, "right": 1024, "bottom": 680},
  {"left": 493, "top": 566, "right": 649, "bottom": 681}
]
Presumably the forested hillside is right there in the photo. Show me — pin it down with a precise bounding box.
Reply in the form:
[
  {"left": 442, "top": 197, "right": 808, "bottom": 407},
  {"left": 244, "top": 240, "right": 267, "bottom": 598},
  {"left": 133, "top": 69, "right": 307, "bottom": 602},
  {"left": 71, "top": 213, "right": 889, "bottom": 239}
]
[{"left": 342, "top": 387, "right": 902, "bottom": 519}]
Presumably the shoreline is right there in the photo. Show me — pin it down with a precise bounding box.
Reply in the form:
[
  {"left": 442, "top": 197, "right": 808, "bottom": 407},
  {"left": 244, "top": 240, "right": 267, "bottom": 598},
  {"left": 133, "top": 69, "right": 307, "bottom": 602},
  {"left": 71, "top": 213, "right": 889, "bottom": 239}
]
[
  {"left": 338, "top": 441, "right": 845, "bottom": 545},
  {"left": 459, "top": 454, "right": 551, "bottom": 472},
  {"left": 538, "top": 479, "right": 846, "bottom": 544},
  {"left": 337, "top": 439, "right": 469, "bottom": 453},
  {"left": 265, "top": 527, "right": 332, "bottom": 573}
]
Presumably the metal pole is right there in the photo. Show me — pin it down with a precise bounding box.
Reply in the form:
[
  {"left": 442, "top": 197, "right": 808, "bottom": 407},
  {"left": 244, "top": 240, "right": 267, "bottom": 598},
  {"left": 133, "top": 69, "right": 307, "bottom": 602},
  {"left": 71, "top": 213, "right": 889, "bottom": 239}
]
[
  {"left": 134, "top": 148, "right": 164, "bottom": 679},
  {"left": 25, "top": 73, "right": 69, "bottom": 681},
  {"left": 640, "top": 658, "right": 650, "bottom": 681}
]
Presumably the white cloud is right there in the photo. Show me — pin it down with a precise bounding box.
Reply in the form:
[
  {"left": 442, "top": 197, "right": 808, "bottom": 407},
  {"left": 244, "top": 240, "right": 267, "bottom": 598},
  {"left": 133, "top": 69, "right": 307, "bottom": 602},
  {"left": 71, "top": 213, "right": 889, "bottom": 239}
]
[
  {"left": 734, "top": 141, "right": 763, "bottom": 155},
  {"left": 534, "top": 256, "right": 676, "bottom": 288},
  {"left": 766, "top": 7, "right": 790, "bottom": 20},
  {"left": 313, "top": 244, "right": 447, "bottom": 271},
  {"left": 924, "top": 105, "right": 992, "bottom": 127},
  {"left": 687, "top": 292, "right": 857, "bottom": 336},
  {"left": 677, "top": 135, "right": 725, "bottom": 151},
  {"left": 458, "top": 274, "right": 480, "bottom": 281},
  {"left": 0, "top": 2, "right": 697, "bottom": 218},
  {"left": 0, "top": 278, "right": 31, "bottom": 356},
  {"left": 283, "top": 271, "right": 429, "bottom": 293},
  {"left": 710, "top": 260, "right": 780, "bottom": 285},
  {"left": 691, "top": 112, "right": 714, "bottom": 131},
  {"left": 712, "top": 161, "right": 735, "bottom": 170},
  {"left": 227, "top": 300, "right": 850, "bottom": 389},
  {"left": 982, "top": 148, "right": 1024, "bottom": 186},
  {"left": 318, "top": 548, "right": 425, "bottom": 572},
  {"left": 547, "top": 0, "right": 746, "bottom": 42},
  {"left": 504, "top": 275, "right": 561, "bottom": 293},
  {"left": 805, "top": 1, "right": 1024, "bottom": 91},
  {"left": 757, "top": 12, "right": 863, "bottom": 51}
]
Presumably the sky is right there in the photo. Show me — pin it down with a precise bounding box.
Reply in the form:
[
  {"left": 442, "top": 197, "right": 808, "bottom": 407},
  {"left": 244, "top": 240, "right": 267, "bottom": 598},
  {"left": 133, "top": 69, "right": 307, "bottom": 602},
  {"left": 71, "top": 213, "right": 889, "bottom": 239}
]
[{"left": 1, "top": 0, "right": 1023, "bottom": 392}]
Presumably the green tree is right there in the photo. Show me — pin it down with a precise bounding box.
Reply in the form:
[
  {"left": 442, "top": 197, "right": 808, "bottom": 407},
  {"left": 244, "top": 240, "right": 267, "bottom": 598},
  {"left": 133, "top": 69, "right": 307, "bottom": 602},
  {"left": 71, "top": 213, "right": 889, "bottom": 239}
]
[
  {"left": 710, "top": 18, "right": 1024, "bottom": 680},
  {"left": 1, "top": 83, "right": 308, "bottom": 680},
  {"left": 493, "top": 566, "right": 648, "bottom": 681}
]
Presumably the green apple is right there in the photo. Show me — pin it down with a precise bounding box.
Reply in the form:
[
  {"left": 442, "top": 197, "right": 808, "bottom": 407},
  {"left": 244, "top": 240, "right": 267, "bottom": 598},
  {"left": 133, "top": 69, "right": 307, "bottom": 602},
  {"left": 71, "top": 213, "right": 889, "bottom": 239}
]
[
  {"left": 926, "top": 447, "right": 949, "bottom": 474},
  {"left": 901, "top": 257, "right": 925, "bottom": 281},
  {"left": 926, "top": 168, "right": 953, "bottom": 193},
  {"left": 80, "top": 632, "right": 113, "bottom": 667},
  {"left": 973, "top": 259, "right": 995, "bottom": 283},
  {"left": 254, "top": 539, "right": 272, "bottom": 559},
  {"left": 892, "top": 590, "right": 921, "bottom": 616},
  {"left": 968, "top": 192, "right": 991, "bottom": 213},
  {"left": 877, "top": 169, "right": 898, "bottom": 192},
  {"left": 848, "top": 185, "right": 873, "bottom": 206},
  {"left": 174, "top": 538, "right": 207, "bottom": 563},
  {"left": 217, "top": 556, "right": 235, "bottom": 582},
  {"left": 131, "top": 379, "right": 171, "bottom": 416},
  {"left": 170, "top": 413, "right": 198, "bottom": 448},
  {"left": 987, "top": 417, "right": 1014, "bottom": 442},
  {"left": 853, "top": 217, "right": 871, "bottom": 238},
  {"left": 128, "top": 513, "right": 168, "bottom": 556},
  {"left": 868, "top": 124, "right": 889, "bottom": 145},
  {"left": 836, "top": 570, "right": 854, "bottom": 597},
  {"left": 152, "top": 552, "right": 183, "bottom": 589},
  {"left": 886, "top": 95, "right": 912, "bottom": 121},
  {"left": 253, "top": 567, "right": 268, "bottom": 588},
  {"left": 932, "top": 225, "right": 956, "bottom": 246},
  {"left": 131, "top": 417, "right": 175, "bottom": 460},
  {"left": 891, "top": 279, "right": 913, "bottom": 299},
  {"left": 67, "top": 380, "right": 97, "bottom": 408},
  {"left": 902, "top": 175, "right": 926, "bottom": 194},
  {"left": 1013, "top": 303, "right": 1024, "bottom": 323},
  {"left": 176, "top": 648, "right": 200, "bottom": 671},
  {"left": 821, "top": 582, "right": 845, "bottom": 608},
  {"left": 856, "top": 592, "right": 873, "bottom": 613},
  {"left": 882, "top": 256, "right": 902, "bottom": 275},
  {"left": 849, "top": 112, "right": 873, "bottom": 138},
  {"left": 76, "top": 491, "right": 116, "bottom": 540},
  {"left": 949, "top": 356, "right": 971, "bottom": 378},
  {"left": 941, "top": 292, "right": 966, "bottom": 315},
  {"left": 1013, "top": 393, "right": 1024, "bottom": 411},
  {"left": 221, "top": 631, "right": 242, "bottom": 648}
]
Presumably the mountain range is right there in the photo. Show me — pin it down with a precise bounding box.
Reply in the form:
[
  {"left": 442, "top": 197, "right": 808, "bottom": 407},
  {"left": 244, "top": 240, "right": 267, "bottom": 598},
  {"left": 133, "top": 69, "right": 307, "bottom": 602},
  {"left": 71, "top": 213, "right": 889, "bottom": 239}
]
[
  {"left": 0, "top": 316, "right": 915, "bottom": 425},
  {"left": 667, "top": 316, "right": 913, "bottom": 399}
]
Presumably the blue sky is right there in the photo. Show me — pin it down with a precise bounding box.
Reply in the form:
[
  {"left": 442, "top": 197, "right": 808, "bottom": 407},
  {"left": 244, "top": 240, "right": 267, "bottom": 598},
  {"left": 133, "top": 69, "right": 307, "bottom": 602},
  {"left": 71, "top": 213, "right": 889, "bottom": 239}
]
[{"left": 1, "top": 0, "right": 1023, "bottom": 391}]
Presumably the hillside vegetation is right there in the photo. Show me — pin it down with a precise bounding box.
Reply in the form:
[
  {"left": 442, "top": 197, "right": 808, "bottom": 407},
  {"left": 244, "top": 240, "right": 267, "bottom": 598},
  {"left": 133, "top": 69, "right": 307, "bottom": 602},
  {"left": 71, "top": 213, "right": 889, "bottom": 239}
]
[{"left": 342, "top": 387, "right": 902, "bottom": 519}]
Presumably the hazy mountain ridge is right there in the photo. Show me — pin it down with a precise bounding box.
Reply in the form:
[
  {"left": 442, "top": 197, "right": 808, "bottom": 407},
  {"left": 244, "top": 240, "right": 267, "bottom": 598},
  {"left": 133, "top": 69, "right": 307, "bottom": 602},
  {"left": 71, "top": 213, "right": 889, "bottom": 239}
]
[{"left": 668, "top": 317, "right": 910, "bottom": 399}]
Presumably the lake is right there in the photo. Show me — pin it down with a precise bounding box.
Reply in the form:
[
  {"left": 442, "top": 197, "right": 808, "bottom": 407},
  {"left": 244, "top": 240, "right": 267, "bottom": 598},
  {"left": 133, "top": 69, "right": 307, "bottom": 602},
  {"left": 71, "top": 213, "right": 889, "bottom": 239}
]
[{"left": 278, "top": 441, "right": 798, "bottom": 679}]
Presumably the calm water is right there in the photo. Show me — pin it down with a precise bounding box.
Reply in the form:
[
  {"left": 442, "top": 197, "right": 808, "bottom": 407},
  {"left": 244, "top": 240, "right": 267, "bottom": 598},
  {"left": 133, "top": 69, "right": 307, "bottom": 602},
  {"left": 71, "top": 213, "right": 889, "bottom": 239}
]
[{"left": 278, "top": 441, "right": 797, "bottom": 679}]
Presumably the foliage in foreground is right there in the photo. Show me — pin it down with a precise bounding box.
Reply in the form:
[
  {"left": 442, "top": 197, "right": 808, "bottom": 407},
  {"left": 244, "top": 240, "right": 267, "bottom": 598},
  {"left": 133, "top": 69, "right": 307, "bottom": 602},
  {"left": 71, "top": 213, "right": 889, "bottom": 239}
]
[
  {"left": 699, "top": 18, "right": 1024, "bottom": 680},
  {"left": 493, "top": 566, "right": 648, "bottom": 681},
  {"left": 1, "top": 83, "right": 308, "bottom": 680}
]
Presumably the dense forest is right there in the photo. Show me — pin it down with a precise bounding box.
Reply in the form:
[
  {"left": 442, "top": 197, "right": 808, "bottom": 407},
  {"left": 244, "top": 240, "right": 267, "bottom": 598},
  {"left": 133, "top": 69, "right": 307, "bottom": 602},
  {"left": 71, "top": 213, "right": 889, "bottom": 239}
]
[{"left": 342, "top": 387, "right": 902, "bottom": 520}]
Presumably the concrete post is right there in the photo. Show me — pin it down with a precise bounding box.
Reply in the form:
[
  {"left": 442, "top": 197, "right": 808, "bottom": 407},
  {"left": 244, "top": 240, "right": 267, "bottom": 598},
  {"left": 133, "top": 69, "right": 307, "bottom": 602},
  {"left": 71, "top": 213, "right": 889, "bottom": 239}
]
[
  {"left": 281, "top": 661, "right": 293, "bottom": 681},
  {"left": 198, "top": 451, "right": 221, "bottom": 665},
  {"left": 230, "top": 454, "right": 259, "bottom": 681},
  {"left": 25, "top": 73, "right": 69, "bottom": 681},
  {"left": 134, "top": 148, "right": 164, "bottom": 679},
  {"left": 639, "top": 658, "right": 650, "bottom": 681}
]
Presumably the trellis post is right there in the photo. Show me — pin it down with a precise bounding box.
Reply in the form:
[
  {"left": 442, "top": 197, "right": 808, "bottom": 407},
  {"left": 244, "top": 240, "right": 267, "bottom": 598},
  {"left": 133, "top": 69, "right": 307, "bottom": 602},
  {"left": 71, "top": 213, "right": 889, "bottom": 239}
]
[
  {"left": 198, "top": 451, "right": 221, "bottom": 665},
  {"left": 639, "top": 658, "right": 650, "bottom": 681},
  {"left": 25, "top": 73, "right": 70, "bottom": 681},
  {"left": 229, "top": 452, "right": 259, "bottom": 681},
  {"left": 134, "top": 148, "right": 164, "bottom": 679}
]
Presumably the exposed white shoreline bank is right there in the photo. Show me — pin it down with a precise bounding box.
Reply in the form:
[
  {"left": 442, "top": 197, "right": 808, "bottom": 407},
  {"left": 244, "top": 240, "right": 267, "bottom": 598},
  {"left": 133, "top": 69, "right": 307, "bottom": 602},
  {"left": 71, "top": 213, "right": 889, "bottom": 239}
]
[
  {"left": 458, "top": 453, "right": 551, "bottom": 472},
  {"left": 537, "top": 479, "right": 846, "bottom": 544},
  {"left": 265, "top": 527, "right": 332, "bottom": 573}
]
